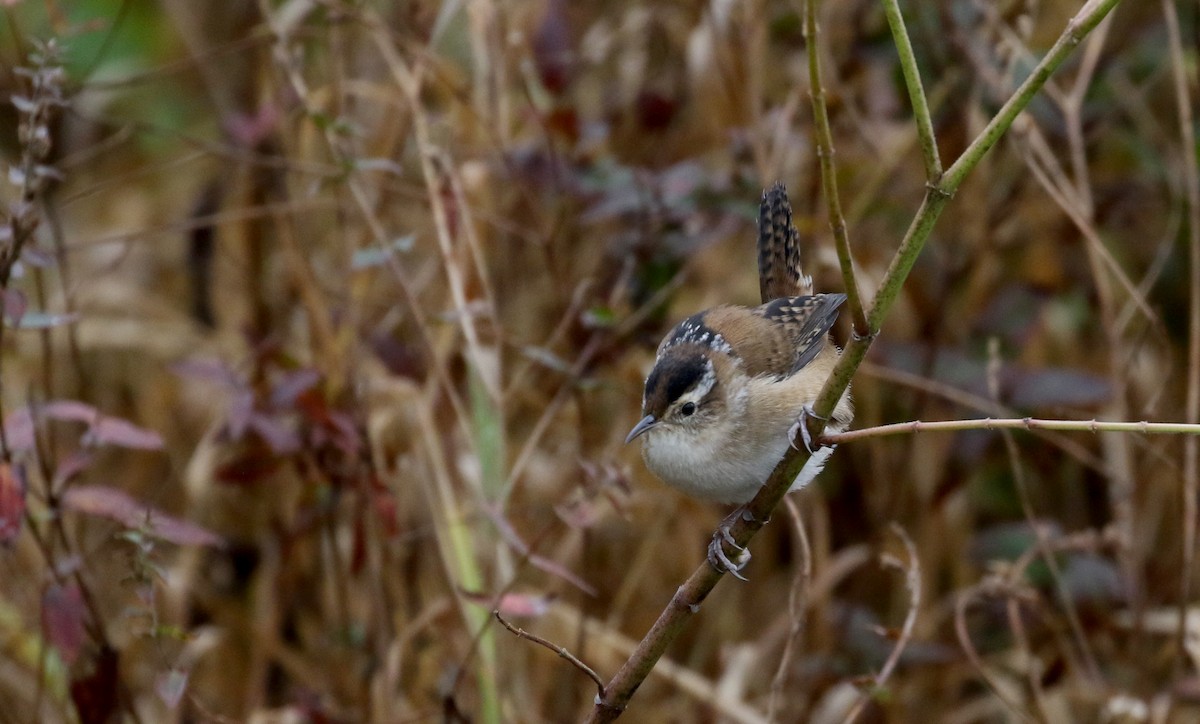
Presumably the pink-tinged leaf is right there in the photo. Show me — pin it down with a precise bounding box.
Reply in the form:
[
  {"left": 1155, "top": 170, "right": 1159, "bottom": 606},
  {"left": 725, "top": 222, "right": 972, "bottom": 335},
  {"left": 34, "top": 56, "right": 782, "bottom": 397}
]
[
  {"left": 42, "top": 582, "right": 87, "bottom": 666},
  {"left": 52, "top": 451, "right": 93, "bottom": 488},
  {"left": 461, "top": 590, "right": 554, "bottom": 618},
  {"left": 247, "top": 413, "right": 300, "bottom": 454},
  {"left": 3, "top": 401, "right": 161, "bottom": 451},
  {"left": 532, "top": 0, "right": 573, "bottom": 95},
  {"left": 87, "top": 415, "right": 163, "bottom": 450},
  {"left": 554, "top": 498, "right": 600, "bottom": 530},
  {"left": 223, "top": 104, "right": 280, "bottom": 148},
  {"left": 20, "top": 244, "right": 54, "bottom": 268},
  {"left": 3, "top": 288, "right": 27, "bottom": 326},
  {"left": 226, "top": 391, "right": 255, "bottom": 440},
  {"left": 495, "top": 592, "right": 554, "bottom": 618},
  {"left": 40, "top": 400, "right": 96, "bottom": 422},
  {"left": 3, "top": 408, "right": 36, "bottom": 451},
  {"left": 270, "top": 368, "right": 321, "bottom": 408},
  {"left": 61, "top": 485, "right": 224, "bottom": 548},
  {"left": 372, "top": 485, "right": 398, "bottom": 538},
  {"left": 155, "top": 667, "right": 189, "bottom": 708},
  {"left": 325, "top": 411, "right": 362, "bottom": 455},
  {"left": 3, "top": 402, "right": 92, "bottom": 451},
  {"left": 170, "top": 358, "right": 240, "bottom": 387},
  {"left": 144, "top": 513, "right": 224, "bottom": 549},
  {"left": 0, "top": 463, "right": 26, "bottom": 544}
]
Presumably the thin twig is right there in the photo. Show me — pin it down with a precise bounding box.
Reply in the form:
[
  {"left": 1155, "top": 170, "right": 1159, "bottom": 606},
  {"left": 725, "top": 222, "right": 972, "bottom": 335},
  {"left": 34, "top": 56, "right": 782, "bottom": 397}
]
[
  {"left": 858, "top": 362, "right": 1106, "bottom": 472},
  {"left": 821, "top": 417, "right": 1197, "bottom": 445},
  {"left": 493, "top": 610, "right": 606, "bottom": 696},
  {"left": 768, "top": 496, "right": 812, "bottom": 722},
  {"left": 842, "top": 523, "right": 921, "bottom": 724},
  {"left": 1005, "top": 593, "right": 1052, "bottom": 721},
  {"left": 1162, "top": 0, "right": 1200, "bottom": 675},
  {"left": 990, "top": 345, "right": 1103, "bottom": 685},
  {"left": 954, "top": 581, "right": 1039, "bottom": 723}
]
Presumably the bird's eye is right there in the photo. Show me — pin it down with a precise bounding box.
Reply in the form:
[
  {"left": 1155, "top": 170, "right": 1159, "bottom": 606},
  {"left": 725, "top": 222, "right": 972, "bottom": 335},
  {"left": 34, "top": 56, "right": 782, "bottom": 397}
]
[{"left": 680, "top": 402, "right": 696, "bottom": 417}]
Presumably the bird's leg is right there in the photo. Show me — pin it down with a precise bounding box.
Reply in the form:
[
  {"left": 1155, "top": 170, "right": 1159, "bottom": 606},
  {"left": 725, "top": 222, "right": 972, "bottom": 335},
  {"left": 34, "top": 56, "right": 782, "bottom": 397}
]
[
  {"left": 707, "top": 507, "right": 755, "bottom": 581},
  {"left": 790, "top": 404, "right": 827, "bottom": 453}
]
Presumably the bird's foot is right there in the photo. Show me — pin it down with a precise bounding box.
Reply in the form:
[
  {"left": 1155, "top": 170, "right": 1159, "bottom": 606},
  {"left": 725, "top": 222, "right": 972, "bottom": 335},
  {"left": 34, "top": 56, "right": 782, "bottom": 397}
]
[
  {"left": 789, "top": 404, "right": 829, "bottom": 453},
  {"left": 707, "top": 508, "right": 754, "bottom": 580}
]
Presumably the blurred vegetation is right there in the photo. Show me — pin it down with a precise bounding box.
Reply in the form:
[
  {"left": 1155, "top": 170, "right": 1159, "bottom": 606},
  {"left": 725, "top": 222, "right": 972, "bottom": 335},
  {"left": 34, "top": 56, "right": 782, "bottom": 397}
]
[{"left": 0, "top": 0, "right": 1197, "bottom": 722}]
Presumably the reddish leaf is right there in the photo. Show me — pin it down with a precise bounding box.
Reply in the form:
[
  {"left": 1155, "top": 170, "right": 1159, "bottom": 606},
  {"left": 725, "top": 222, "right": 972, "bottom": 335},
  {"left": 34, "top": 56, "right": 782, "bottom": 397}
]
[
  {"left": 635, "top": 90, "right": 678, "bottom": 131},
  {"left": 0, "top": 463, "right": 25, "bottom": 544},
  {"left": 270, "top": 368, "right": 321, "bottom": 408},
  {"left": 462, "top": 590, "right": 554, "bottom": 618},
  {"left": 247, "top": 413, "right": 301, "bottom": 454},
  {"left": 367, "top": 332, "right": 425, "bottom": 379},
  {"left": 2, "top": 408, "right": 36, "bottom": 451},
  {"left": 52, "top": 451, "right": 93, "bottom": 488},
  {"left": 214, "top": 446, "right": 284, "bottom": 485},
  {"left": 226, "top": 391, "right": 255, "bottom": 440},
  {"left": 1176, "top": 676, "right": 1200, "bottom": 702},
  {"left": 532, "top": 0, "right": 573, "bottom": 94},
  {"left": 372, "top": 483, "right": 398, "bottom": 538},
  {"left": 141, "top": 513, "right": 224, "bottom": 549},
  {"left": 3, "top": 288, "right": 27, "bottom": 326},
  {"left": 542, "top": 107, "right": 580, "bottom": 141},
  {"left": 42, "top": 582, "right": 87, "bottom": 665},
  {"left": 325, "top": 411, "right": 363, "bottom": 456},
  {"left": 3, "top": 401, "right": 162, "bottom": 452},
  {"left": 40, "top": 400, "right": 96, "bottom": 423},
  {"left": 495, "top": 592, "right": 554, "bottom": 617},
  {"left": 294, "top": 386, "right": 332, "bottom": 424},
  {"left": 62, "top": 485, "right": 224, "bottom": 548},
  {"left": 223, "top": 104, "right": 280, "bottom": 148},
  {"left": 170, "top": 358, "right": 240, "bottom": 387},
  {"left": 350, "top": 510, "right": 367, "bottom": 575},
  {"left": 554, "top": 498, "right": 600, "bottom": 530},
  {"left": 87, "top": 416, "right": 163, "bottom": 450},
  {"left": 71, "top": 645, "right": 119, "bottom": 724}
]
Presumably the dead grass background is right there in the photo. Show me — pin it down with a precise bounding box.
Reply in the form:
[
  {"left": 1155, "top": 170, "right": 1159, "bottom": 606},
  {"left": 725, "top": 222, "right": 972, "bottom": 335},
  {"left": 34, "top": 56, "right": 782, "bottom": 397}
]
[{"left": 0, "top": 0, "right": 1197, "bottom": 722}]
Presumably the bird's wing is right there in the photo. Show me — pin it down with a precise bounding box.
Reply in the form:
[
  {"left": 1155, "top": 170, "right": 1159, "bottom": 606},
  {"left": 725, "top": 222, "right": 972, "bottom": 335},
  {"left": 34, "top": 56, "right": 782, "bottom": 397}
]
[{"left": 757, "top": 293, "right": 846, "bottom": 374}]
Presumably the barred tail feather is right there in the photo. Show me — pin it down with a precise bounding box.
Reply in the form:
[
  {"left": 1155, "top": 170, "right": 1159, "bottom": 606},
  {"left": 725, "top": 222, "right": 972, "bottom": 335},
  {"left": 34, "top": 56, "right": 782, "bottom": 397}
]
[{"left": 758, "top": 182, "right": 812, "bottom": 303}]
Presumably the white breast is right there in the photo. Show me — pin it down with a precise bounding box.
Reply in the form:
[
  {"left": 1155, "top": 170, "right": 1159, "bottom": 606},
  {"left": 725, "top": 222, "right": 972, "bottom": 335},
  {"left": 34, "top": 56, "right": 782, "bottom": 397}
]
[
  {"left": 638, "top": 374, "right": 850, "bottom": 504},
  {"left": 640, "top": 420, "right": 787, "bottom": 503}
]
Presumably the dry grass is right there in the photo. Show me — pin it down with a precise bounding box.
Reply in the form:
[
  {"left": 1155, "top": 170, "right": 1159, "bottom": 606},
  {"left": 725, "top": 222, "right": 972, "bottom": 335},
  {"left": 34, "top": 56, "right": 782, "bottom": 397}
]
[{"left": 0, "top": 1, "right": 1197, "bottom": 721}]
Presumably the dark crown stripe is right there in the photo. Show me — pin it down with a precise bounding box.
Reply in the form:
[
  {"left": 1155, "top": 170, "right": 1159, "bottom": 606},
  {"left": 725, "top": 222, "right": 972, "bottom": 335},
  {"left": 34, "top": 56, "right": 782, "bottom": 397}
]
[{"left": 661, "top": 314, "right": 733, "bottom": 357}]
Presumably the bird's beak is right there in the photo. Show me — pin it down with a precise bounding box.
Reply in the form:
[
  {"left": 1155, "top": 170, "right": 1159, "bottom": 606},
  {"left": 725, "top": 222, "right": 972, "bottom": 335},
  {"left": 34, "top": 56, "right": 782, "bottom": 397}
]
[{"left": 625, "top": 414, "right": 658, "bottom": 444}]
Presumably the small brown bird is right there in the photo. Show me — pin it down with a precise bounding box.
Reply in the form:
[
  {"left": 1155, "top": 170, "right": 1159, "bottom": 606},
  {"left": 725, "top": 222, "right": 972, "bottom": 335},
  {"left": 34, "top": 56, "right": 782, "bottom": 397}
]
[{"left": 626, "top": 183, "right": 853, "bottom": 574}]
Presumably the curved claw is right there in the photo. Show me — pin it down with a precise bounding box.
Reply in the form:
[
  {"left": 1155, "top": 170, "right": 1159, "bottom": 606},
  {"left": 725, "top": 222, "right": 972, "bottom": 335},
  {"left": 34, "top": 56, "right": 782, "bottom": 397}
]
[
  {"left": 790, "top": 404, "right": 828, "bottom": 453},
  {"left": 707, "top": 520, "right": 751, "bottom": 580}
]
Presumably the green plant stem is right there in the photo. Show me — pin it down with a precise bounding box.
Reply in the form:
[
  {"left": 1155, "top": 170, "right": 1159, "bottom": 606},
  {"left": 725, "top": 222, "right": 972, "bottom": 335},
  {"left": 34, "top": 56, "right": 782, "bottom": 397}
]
[
  {"left": 587, "top": 0, "right": 1123, "bottom": 719},
  {"left": 803, "top": 0, "right": 867, "bottom": 334},
  {"left": 882, "top": 0, "right": 941, "bottom": 182}
]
